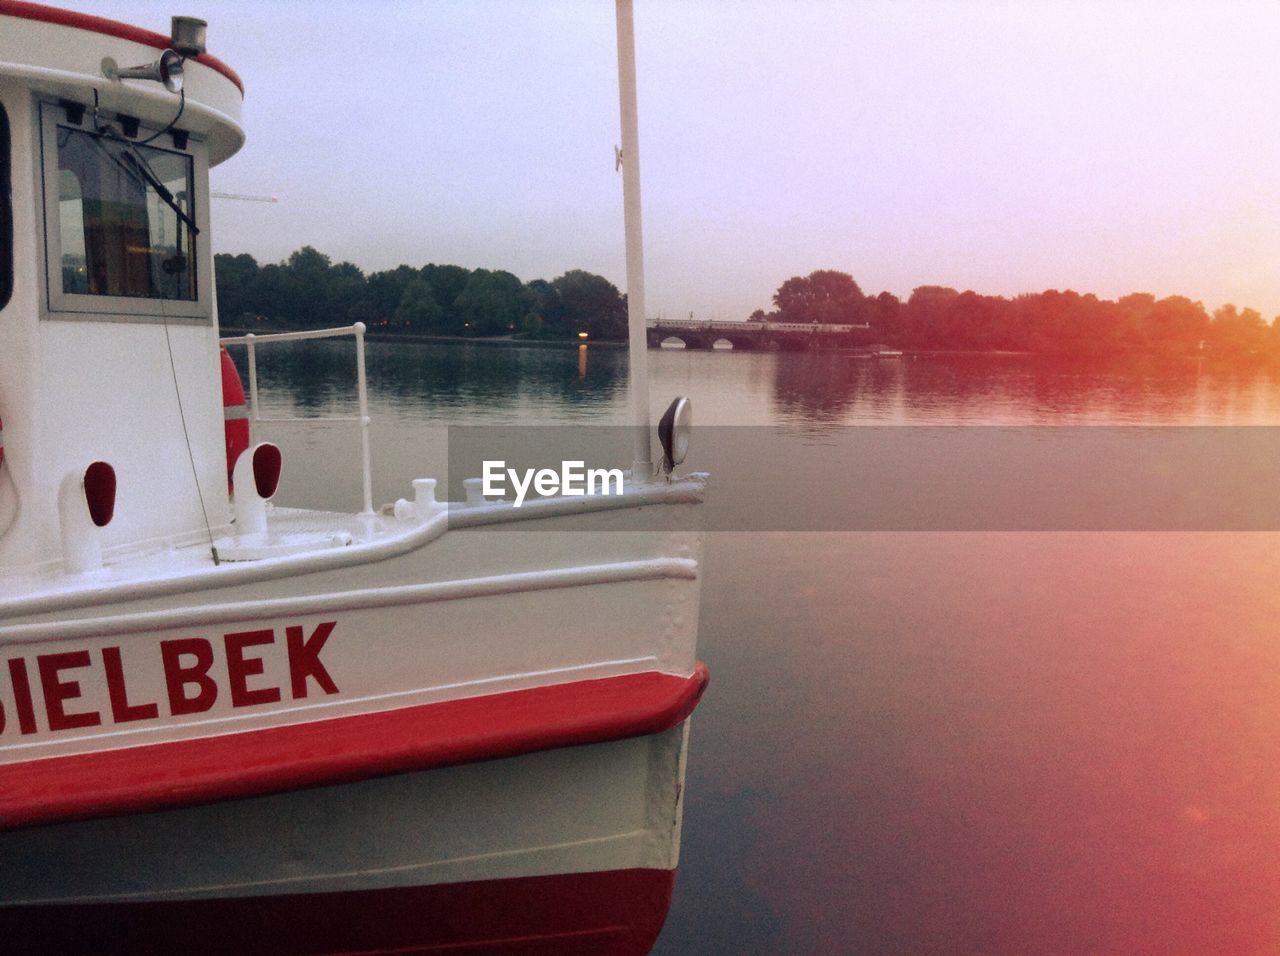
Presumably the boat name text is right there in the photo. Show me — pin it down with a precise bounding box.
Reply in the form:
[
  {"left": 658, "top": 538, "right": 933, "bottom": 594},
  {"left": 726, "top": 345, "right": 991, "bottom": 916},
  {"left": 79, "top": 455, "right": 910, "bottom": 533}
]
[
  {"left": 0, "top": 621, "right": 339, "bottom": 737},
  {"left": 482, "top": 460, "right": 625, "bottom": 507}
]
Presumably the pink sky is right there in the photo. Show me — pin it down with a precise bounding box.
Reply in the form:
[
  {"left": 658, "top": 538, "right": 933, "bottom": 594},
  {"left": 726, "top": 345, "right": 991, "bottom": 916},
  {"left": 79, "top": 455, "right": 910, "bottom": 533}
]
[{"left": 91, "top": 0, "right": 1280, "bottom": 321}]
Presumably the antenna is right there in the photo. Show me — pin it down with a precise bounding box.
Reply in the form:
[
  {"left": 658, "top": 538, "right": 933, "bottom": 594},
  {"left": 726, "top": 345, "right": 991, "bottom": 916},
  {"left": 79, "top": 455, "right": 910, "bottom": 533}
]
[{"left": 211, "top": 192, "right": 279, "bottom": 203}]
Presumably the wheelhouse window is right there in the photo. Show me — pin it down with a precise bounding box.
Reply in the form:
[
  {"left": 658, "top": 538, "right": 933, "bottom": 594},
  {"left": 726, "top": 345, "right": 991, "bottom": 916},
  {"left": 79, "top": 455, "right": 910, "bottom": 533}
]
[
  {"left": 41, "top": 104, "right": 208, "bottom": 321},
  {"left": 56, "top": 126, "right": 194, "bottom": 300}
]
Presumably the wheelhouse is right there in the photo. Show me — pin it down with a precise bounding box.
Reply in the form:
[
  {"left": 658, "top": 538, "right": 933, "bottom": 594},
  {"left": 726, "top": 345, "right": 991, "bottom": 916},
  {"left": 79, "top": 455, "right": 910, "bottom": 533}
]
[{"left": 0, "top": 3, "right": 243, "bottom": 568}]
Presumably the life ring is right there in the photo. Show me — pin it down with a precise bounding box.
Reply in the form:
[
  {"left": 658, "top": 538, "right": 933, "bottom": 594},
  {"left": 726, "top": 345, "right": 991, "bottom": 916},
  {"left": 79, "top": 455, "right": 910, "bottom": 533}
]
[{"left": 220, "top": 347, "right": 249, "bottom": 492}]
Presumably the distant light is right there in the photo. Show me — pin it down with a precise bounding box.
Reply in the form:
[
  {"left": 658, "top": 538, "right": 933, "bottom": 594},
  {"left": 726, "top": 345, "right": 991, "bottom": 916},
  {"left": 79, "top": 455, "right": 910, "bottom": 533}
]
[{"left": 578, "top": 331, "right": 589, "bottom": 339}]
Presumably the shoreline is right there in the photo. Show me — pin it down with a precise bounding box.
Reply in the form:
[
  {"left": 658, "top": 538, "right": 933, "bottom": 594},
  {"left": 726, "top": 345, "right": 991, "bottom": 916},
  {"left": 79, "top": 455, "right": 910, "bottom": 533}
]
[
  {"left": 220, "top": 329, "right": 630, "bottom": 350},
  {"left": 219, "top": 331, "right": 1230, "bottom": 363}
]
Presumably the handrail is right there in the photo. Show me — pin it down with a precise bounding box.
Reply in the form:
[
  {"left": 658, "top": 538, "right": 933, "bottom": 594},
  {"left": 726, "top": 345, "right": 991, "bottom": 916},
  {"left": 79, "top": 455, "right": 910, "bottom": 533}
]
[
  {"left": 646, "top": 319, "right": 868, "bottom": 333},
  {"left": 220, "top": 323, "right": 374, "bottom": 516}
]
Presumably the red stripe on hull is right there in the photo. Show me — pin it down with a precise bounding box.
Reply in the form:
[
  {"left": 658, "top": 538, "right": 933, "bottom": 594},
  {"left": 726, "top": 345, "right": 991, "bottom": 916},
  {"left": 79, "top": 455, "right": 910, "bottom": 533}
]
[
  {"left": 0, "top": 867, "right": 676, "bottom": 956},
  {"left": 0, "top": 664, "right": 709, "bottom": 829},
  {"left": 0, "top": 0, "right": 244, "bottom": 93}
]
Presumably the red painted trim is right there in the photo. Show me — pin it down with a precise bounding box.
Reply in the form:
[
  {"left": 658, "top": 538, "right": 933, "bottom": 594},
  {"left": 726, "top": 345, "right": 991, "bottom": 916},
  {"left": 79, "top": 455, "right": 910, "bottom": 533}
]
[
  {"left": 0, "top": 867, "right": 676, "bottom": 956},
  {"left": 0, "top": 663, "right": 709, "bottom": 829},
  {"left": 0, "top": 1, "right": 244, "bottom": 95}
]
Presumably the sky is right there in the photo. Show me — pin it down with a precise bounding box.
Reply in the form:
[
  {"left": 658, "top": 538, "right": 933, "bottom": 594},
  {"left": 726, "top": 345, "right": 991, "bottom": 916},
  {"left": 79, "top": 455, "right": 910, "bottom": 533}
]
[{"left": 88, "top": 0, "right": 1280, "bottom": 322}]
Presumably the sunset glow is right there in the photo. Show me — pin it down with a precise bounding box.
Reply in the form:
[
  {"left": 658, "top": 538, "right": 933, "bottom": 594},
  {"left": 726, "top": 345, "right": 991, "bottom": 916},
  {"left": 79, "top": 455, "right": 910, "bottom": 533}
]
[{"left": 89, "top": 0, "right": 1280, "bottom": 323}]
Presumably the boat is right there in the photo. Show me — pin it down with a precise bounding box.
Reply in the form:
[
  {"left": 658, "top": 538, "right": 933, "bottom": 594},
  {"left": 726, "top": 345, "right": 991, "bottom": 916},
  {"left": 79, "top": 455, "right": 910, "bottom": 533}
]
[
  {"left": 848, "top": 344, "right": 904, "bottom": 361},
  {"left": 0, "top": 3, "right": 707, "bottom": 953}
]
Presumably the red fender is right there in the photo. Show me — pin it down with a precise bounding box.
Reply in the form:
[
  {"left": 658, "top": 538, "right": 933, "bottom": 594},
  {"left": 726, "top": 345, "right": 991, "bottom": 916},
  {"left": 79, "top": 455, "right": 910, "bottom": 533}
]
[{"left": 220, "top": 348, "right": 249, "bottom": 492}]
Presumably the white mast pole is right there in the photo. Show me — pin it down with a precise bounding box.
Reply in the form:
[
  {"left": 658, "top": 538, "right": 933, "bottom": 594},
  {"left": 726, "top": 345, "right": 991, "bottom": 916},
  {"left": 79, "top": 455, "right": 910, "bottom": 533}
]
[{"left": 615, "top": 0, "right": 653, "bottom": 480}]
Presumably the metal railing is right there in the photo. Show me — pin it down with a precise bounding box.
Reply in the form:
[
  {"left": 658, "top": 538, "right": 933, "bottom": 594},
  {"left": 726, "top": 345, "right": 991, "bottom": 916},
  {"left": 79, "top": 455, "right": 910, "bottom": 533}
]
[
  {"left": 647, "top": 318, "right": 868, "bottom": 333},
  {"left": 219, "top": 322, "right": 374, "bottom": 516}
]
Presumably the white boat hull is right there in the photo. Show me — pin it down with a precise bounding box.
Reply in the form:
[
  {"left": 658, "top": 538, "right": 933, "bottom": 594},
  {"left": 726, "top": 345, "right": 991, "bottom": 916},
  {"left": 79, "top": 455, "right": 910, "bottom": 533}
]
[
  {"left": 0, "top": 496, "right": 704, "bottom": 767},
  {"left": 0, "top": 495, "right": 709, "bottom": 954},
  {"left": 0, "top": 726, "right": 693, "bottom": 954},
  {"left": 0, "top": 7, "right": 710, "bottom": 951}
]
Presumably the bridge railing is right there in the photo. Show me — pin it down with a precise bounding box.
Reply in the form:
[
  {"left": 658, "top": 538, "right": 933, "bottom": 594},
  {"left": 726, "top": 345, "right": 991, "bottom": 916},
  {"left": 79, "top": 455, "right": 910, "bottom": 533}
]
[{"left": 647, "top": 319, "right": 866, "bottom": 334}]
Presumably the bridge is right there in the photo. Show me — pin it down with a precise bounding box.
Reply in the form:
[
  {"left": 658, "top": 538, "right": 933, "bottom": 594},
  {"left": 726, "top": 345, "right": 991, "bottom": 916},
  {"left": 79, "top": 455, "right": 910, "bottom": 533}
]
[{"left": 646, "top": 318, "right": 868, "bottom": 351}]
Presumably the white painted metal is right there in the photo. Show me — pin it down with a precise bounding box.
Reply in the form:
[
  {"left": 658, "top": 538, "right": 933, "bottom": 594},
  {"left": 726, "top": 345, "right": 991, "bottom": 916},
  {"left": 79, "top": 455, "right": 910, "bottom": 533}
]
[
  {"left": 0, "top": 556, "right": 698, "bottom": 645},
  {"left": 0, "top": 91, "right": 228, "bottom": 570},
  {"left": 229, "top": 444, "right": 272, "bottom": 535},
  {"left": 0, "top": 509, "right": 704, "bottom": 764},
  {"left": 0, "top": 14, "right": 243, "bottom": 162},
  {"left": 222, "top": 323, "right": 374, "bottom": 515},
  {"left": 410, "top": 477, "right": 441, "bottom": 518},
  {"left": 56, "top": 466, "right": 104, "bottom": 574},
  {"left": 220, "top": 325, "right": 372, "bottom": 347},
  {"left": 0, "top": 475, "right": 707, "bottom": 618},
  {"left": 0, "top": 6, "right": 708, "bottom": 919},
  {"left": 614, "top": 0, "right": 653, "bottom": 480},
  {"left": 245, "top": 332, "right": 260, "bottom": 420},
  {"left": 355, "top": 322, "right": 373, "bottom": 514},
  {"left": 0, "top": 724, "right": 692, "bottom": 904}
]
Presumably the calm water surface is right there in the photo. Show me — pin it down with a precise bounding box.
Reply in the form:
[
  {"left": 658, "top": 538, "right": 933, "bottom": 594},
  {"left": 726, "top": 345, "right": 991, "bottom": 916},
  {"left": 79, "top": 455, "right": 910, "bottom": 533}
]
[{"left": 250, "top": 343, "right": 1280, "bottom": 955}]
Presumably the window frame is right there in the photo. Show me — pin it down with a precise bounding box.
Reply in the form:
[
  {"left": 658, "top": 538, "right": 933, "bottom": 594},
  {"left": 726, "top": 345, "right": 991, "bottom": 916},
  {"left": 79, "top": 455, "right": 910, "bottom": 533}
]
[{"left": 38, "top": 101, "right": 210, "bottom": 323}]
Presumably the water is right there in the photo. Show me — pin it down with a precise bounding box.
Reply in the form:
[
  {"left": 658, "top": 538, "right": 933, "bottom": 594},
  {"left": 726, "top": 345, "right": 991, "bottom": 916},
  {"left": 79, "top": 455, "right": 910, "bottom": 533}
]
[{"left": 248, "top": 342, "right": 1280, "bottom": 955}]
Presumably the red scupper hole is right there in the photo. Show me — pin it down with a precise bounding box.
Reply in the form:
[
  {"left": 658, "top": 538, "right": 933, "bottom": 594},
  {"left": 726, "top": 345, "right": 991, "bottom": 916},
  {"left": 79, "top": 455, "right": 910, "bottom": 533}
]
[
  {"left": 253, "top": 443, "right": 282, "bottom": 499},
  {"left": 84, "top": 461, "right": 116, "bottom": 528}
]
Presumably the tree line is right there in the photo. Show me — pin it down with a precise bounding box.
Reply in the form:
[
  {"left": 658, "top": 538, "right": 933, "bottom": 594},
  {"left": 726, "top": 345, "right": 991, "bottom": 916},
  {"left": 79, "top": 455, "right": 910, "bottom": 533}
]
[
  {"left": 217, "top": 250, "right": 1278, "bottom": 357},
  {"left": 752, "top": 269, "right": 1280, "bottom": 357},
  {"left": 214, "top": 247, "right": 628, "bottom": 340}
]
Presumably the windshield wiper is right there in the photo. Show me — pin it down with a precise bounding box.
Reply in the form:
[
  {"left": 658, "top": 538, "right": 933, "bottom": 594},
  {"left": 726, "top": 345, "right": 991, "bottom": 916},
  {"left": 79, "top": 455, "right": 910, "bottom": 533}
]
[{"left": 96, "top": 129, "right": 199, "bottom": 235}]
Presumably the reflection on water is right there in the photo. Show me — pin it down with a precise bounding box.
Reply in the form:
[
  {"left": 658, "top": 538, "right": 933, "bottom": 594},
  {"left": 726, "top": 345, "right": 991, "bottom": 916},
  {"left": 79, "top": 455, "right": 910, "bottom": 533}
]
[
  {"left": 241, "top": 339, "right": 627, "bottom": 422},
  {"left": 237, "top": 342, "right": 1280, "bottom": 429},
  {"left": 246, "top": 342, "right": 1280, "bottom": 955},
  {"left": 767, "top": 351, "right": 1280, "bottom": 427},
  {"left": 673, "top": 532, "right": 1280, "bottom": 955}
]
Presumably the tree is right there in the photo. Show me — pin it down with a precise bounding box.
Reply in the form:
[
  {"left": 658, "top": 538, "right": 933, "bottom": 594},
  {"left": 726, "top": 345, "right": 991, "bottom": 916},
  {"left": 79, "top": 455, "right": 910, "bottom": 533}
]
[
  {"left": 327, "top": 261, "right": 367, "bottom": 326},
  {"left": 284, "top": 246, "right": 334, "bottom": 327},
  {"left": 1146, "top": 296, "right": 1208, "bottom": 353},
  {"left": 523, "top": 278, "right": 566, "bottom": 337},
  {"left": 1116, "top": 293, "right": 1156, "bottom": 349},
  {"left": 248, "top": 262, "right": 293, "bottom": 325},
  {"left": 394, "top": 278, "right": 444, "bottom": 331},
  {"left": 865, "top": 291, "right": 902, "bottom": 343},
  {"left": 421, "top": 263, "right": 472, "bottom": 328},
  {"left": 1209, "top": 303, "right": 1266, "bottom": 354},
  {"left": 213, "top": 252, "right": 260, "bottom": 326},
  {"left": 454, "top": 269, "right": 527, "bottom": 335},
  {"left": 552, "top": 270, "right": 626, "bottom": 339},
  {"left": 773, "top": 270, "right": 864, "bottom": 325},
  {"left": 366, "top": 265, "right": 420, "bottom": 326},
  {"left": 903, "top": 286, "right": 958, "bottom": 347}
]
